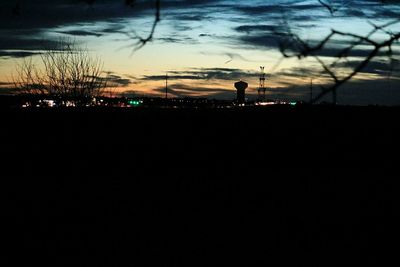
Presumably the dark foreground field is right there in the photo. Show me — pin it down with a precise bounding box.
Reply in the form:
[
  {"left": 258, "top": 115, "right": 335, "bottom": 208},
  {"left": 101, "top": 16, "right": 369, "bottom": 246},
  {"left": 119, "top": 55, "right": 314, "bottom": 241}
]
[{"left": 1, "top": 106, "right": 399, "bottom": 265}]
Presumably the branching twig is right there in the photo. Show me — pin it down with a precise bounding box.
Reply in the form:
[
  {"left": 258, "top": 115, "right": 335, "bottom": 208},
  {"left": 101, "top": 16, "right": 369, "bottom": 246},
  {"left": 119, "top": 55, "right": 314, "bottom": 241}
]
[
  {"left": 123, "top": 0, "right": 161, "bottom": 54},
  {"left": 318, "top": 0, "right": 338, "bottom": 15},
  {"left": 279, "top": 3, "right": 400, "bottom": 104},
  {"left": 311, "top": 31, "right": 400, "bottom": 103}
]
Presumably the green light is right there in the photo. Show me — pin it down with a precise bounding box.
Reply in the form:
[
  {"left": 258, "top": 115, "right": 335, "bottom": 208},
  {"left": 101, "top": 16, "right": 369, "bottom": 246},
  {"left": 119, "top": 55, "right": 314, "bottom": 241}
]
[
  {"left": 129, "top": 100, "right": 141, "bottom": 106},
  {"left": 290, "top": 102, "right": 297, "bottom": 106}
]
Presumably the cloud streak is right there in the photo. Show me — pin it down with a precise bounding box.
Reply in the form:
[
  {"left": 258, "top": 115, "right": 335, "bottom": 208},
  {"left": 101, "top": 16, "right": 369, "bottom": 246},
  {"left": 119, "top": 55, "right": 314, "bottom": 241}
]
[{"left": 142, "top": 68, "right": 257, "bottom": 82}]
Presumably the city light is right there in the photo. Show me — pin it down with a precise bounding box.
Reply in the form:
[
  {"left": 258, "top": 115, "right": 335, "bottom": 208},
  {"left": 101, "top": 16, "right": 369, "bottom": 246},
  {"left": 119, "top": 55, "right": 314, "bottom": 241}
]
[
  {"left": 128, "top": 100, "right": 142, "bottom": 106},
  {"left": 257, "top": 102, "right": 276, "bottom": 106}
]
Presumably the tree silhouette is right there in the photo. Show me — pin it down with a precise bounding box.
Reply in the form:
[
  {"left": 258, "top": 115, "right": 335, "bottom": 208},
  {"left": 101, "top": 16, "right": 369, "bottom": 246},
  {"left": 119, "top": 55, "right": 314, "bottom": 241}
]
[{"left": 13, "top": 39, "right": 107, "bottom": 106}]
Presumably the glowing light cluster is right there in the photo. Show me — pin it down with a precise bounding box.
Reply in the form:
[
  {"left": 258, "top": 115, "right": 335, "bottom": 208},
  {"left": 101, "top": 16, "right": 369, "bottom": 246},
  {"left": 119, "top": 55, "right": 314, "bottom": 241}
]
[{"left": 128, "top": 100, "right": 143, "bottom": 106}]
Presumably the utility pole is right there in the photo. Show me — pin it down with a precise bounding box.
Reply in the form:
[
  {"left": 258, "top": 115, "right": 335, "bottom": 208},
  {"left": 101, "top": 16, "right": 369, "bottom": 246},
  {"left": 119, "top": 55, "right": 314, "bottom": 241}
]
[
  {"left": 310, "top": 78, "right": 313, "bottom": 104},
  {"left": 165, "top": 73, "right": 168, "bottom": 99},
  {"left": 258, "top": 66, "right": 266, "bottom": 101}
]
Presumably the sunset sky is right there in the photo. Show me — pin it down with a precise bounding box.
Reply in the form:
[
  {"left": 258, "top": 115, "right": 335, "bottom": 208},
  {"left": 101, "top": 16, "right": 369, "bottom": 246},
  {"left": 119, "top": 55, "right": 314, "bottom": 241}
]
[{"left": 0, "top": 0, "right": 399, "bottom": 105}]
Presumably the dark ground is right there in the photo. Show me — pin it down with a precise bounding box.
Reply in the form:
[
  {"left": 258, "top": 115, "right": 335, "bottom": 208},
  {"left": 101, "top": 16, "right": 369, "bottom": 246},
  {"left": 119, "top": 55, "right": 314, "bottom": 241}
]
[{"left": 1, "top": 105, "right": 399, "bottom": 265}]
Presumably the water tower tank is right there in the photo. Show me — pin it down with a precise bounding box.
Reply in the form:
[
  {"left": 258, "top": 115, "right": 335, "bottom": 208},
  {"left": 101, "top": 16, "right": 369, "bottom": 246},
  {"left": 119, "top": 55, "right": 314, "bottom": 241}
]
[{"left": 234, "top": 81, "right": 248, "bottom": 104}]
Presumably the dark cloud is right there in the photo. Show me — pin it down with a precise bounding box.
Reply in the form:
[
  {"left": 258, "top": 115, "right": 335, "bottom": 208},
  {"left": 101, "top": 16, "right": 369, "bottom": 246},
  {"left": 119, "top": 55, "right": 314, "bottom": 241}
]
[
  {"left": 0, "top": 0, "right": 223, "bottom": 31},
  {"left": 99, "top": 25, "right": 125, "bottom": 34},
  {"left": 0, "top": 1, "right": 153, "bottom": 30},
  {"left": 233, "top": 0, "right": 399, "bottom": 20},
  {"left": 238, "top": 3, "right": 323, "bottom": 13},
  {"left": 103, "top": 73, "right": 132, "bottom": 87},
  {"left": 0, "top": 32, "right": 70, "bottom": 58},
  {"left": 345, "top": 8, "right": 366, "bottom": 16},
  {"left": 274, "top": 66, "right": 325, "bottom": 79},
  {"left": 171, "top": 25, "right": 194, "bottom": 32},
  {"left": 199, "top": 33, "right": 214, "bottom": 37},
  {"left": 0, "top": 82, "right": 13, "bottom": 86},
  {"left": 235, "top": 25, "right": 282, "bottom": 34},
  {"left": 172, "top": 14, "right": 210, "bottom": 21},
  {"left": 0, "top": 0, "right": 155, "bottom": 55},
  {"left": 235, "top": 33, "right": 283, "bottom": 50},
  {"left": 55, "top": 30, "right": 103, "bottom": 37},
  {"left": 157, "top": 36, "right": 198, "bottom": 44},
  {"left": 152, "top": 83, "right": 232, "bottom": 98},
  {"left": 0, "top": 50, "right": 40, "bottom": 58},
  {"left": 336, "top": 59, "right": 400, "bottom": 75},
  {"left": 376, "top": 8, "right": 400, "bottom": 18},
  {"left": 1, "top": 0, "right": 399, "bottom": 54},
  {"left": 190, "top": 68, "right": 257, "bottom": 80},
  {"left": 0, "top": 87, "right": 16, "bottom": 95},
  {"left": 142, "top": 68, "right": 257, "bottom": 82},
  {"left": 0, "top": 0, "right": 225, "bottom": 55},
  {"left": 142, "top": 75, "right": 202, "bottom": 81}
]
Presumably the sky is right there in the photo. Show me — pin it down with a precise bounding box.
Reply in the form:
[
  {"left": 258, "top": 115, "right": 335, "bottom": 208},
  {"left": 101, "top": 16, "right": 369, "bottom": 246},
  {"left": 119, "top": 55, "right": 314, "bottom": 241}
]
[{"left": 0, "top": 0, "right": 399, "bottom": 105}]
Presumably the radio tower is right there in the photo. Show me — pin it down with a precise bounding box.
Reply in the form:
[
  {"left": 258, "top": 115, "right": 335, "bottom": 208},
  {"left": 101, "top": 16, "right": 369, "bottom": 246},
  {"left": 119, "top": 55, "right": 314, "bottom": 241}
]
[{"left": 258, "top": 66, "right": 266, "bottom": 101}]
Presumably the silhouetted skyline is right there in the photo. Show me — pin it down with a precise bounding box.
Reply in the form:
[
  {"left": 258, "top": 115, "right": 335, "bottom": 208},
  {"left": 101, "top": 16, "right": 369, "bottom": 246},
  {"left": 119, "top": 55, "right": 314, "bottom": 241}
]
[{"left": 0, "top": 0, "right": 399, "bottom": 105}]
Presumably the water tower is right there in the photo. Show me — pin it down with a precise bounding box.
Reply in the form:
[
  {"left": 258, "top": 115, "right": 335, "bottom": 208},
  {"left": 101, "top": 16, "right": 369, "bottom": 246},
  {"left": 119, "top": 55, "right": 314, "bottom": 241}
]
[{"left": 234, "top": 80, "right": 248, "bottom": 104}]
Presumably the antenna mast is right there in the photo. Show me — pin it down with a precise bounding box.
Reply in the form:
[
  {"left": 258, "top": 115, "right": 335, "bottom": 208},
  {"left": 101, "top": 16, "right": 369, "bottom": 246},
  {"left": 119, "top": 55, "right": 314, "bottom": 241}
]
[{"left": 258, "top": 66, "right": 266, "bottom": 101}]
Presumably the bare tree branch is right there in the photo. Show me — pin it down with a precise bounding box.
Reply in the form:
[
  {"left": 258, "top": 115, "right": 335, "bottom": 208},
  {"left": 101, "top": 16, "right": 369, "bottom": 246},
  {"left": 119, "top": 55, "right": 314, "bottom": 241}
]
[
  {"left": 318, "top": 0, "right": 338, "bottom": 15},
  {"left": 278, "top": 1, "right": 400, "bottom": 104}
]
